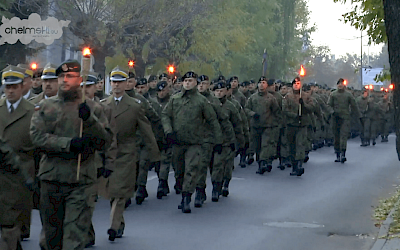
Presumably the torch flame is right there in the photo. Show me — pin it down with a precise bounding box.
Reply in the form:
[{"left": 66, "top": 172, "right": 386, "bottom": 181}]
[
  {"left": 389, "top": 84, "right": 394, "bottom": 90},
  {"left": 381, "top": 87, "right": 384, "bottom": 91},
  {"left": 168, "top": 65, "right": 175, "bottom": 74},
  {"left": 128, "top": 60, "right": 134, "bottom": 67},
  {"left": 300, "top": 65, "right": 306, "bottom": 77},
  {"left": 30, "top": 62, "right": 37, "bottom": 70},
  {"left": 82, "top": 47, "right": 91, "bottom": 57},
  {"left": 369, "top": 84, "right": 373, "bottom": 90},
  {"left": 343, "top": 80, "right": 348, "bottom": 86}
]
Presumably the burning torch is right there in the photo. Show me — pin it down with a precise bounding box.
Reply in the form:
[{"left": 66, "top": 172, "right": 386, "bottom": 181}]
[
  {"left": 299, "top": 65, "right": 306, "bottom": 120},
  {"left": 77, "top": 47, "right": 91, "bottom": 180}
]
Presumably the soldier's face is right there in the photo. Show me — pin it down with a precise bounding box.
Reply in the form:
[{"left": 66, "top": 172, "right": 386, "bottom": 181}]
[
  {"left": 83, "top": 84, "right": 96, "bottom": 99},
  {"left": 58, "top": 72, "right": 83, "bottom": 91},
  {"left": 183, "top": 78, "right": 197, "bottom": 90},
  {"left": 258, "top": 81, "right": 268, "bottom": 92},
  {"left": 157, "top": 88, "right": 169, "bottom": 99},
  {"left": 337, "top": 82, "right": 345, "bottom": 90},
  {"left": 173, "top": 81, "right": 182, "bottom": 91},
  {"left": 363, "top": 91, "right": 368, "bottom": 98},
  {"left": 22, "top": 77, "right": 32, "bottom": 94},
  {"left": 4, "top": 84, "right": 23, "bottom": 103},
  {"left": 239, "top": 86, "right": 247, "bottom": 93},
  {"left": 111, "top": 80, "right": 127, "bottom": 97},
  {"left": 280, "top": 86, "right": 288, "bottom": 95},
  {"left": 135, "top": 84, "right": 149, "bottom": 95},
  {"left": 197, "top": 81, "right": 210, "bottom": 93},
  {"left": 231, "top": 79, "right": 239, "bottom": 89},
  {"left": 160, "top": 77, "right": 168, "bottom": 82},
  {"left": 32, "top": 77, "right": 42, "bottom": 88},
  {"left": 126, "top": 78, "right": 136, "bottom": 90},
  {"left": 214, "top": 88, "right": 227, "bottom": 99},
  {"left": 43, "top": 79, "right": 59, "bottom": 97},
  {"left": 293, "top": 79, "right": 301, "bottom": 91},
  {"left": 249, "top": 83, "right": 256, "bottom": 91},
  {"left": 96, "top": 80, "right": 104, "bottom": 91},
  {"left": 149, "top": 80, "right": 157, "bottom": 89}
]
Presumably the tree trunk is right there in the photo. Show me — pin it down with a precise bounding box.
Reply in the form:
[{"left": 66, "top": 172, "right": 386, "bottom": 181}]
[
  {"left": 383, "top": 0, "right": 400, "bottom": 160},
  {"left": 134, "top": 54, "right": 146, "bottom": 78}
]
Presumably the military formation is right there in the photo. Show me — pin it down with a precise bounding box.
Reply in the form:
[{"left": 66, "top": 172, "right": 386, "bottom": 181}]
[{"left": 0, "top": 59, "right": 395, "bottom": 250}]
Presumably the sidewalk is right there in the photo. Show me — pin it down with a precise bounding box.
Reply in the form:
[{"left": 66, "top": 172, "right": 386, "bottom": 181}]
[{"left": 371, "top": 194, "right": 400, "bottom": 250}]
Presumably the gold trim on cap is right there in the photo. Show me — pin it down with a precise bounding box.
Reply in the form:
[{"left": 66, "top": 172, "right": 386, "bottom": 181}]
[
  {"left": 111, "top": 70, "right": 128, "bottom": 78},
  {"left": 2, "top": 71, "right": 25, "bottom": 79}
]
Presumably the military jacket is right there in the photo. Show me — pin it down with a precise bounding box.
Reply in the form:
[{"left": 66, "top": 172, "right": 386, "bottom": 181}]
[
  {"left": 328, "top": 89, "right": 361, "bottom": 119},
  {"left": 282, "top": 90, "right": 314, "bottom": 127},
  {"left": 246, "top": 91, "right": 282, "bottom": 128}
]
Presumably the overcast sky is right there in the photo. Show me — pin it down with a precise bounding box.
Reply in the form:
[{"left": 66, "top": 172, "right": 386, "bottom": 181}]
[{"left": 307, "top": 0, "right": 383, "bottom": 57}]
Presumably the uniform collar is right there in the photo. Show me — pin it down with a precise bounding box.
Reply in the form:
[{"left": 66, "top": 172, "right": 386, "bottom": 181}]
[
  {"left": 6, "top": 97, "right": 22, "bottom": 112},
  {"left": 23, "top": 90, "right": 31, "bottom": 99}
]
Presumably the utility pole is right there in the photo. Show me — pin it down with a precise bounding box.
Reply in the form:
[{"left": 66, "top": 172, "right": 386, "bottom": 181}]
[{"left": 361, "top": 31, "right": 363, "bottom": 90}]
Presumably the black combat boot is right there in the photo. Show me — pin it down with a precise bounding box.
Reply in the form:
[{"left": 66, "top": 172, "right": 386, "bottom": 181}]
[
  {"left": 124, "top": 198, "right": 132, "bottom": 208},
  {"left": 107, "top": 229, "right": 117, "bottom": 241},
  {"left": 135, "top": 185, "right": 147, "bottom": 205},
  {"left": 239, "top": 152, "right": 246, "bottom": 168},
  {"left": 360, "top": 139, "right": 365, "bottom": 147},
  {"left": 312, "top": 143, "right": 318, "bottom": 151},
  {"left": 372, "top": 139, "right": 376, "bottom": 146},
  {"left": 304, "top": 152, "right": 310, "bottom": 163},
  {"left": 277, "top": 158, "right": 285, "bottom": 170},
  {"left": 341, "top": 151, "right": 346, "bottom": 163},
  {"left": 366, "top": 139, "right": 370, "bottom": 146},
  {"left": 256, "top": 160, "right": 268, "bottom": 175},
  {"left": 178, "top": 192, "right": 192, "bottom": 213},
  {"left": 266, "top": 159, "right": 273, "bottom": 172},
  {"left": 222, "top": 179, "right": 230, "bottom": 197},
  {"left": 247, "top": 153, "right": 255, "bottom": 165},
  {"left": 290, "top": 161, "right": 304, "bottom": 176},
  {"left": 194, "top": 188, "right": 206, "bottom": 208},
  {"left": 335, "top": 152, "right": 341, "bottom": 162},
  {"left": 212, "top": 182, "right": 221, "bottom": 202}
]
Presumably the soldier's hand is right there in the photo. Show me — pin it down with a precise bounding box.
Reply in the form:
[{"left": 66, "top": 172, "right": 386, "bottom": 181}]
[
  {"left": 70, "top": 136, "right": 93, "bottom": 154},
  {"left": 166, "top": 132, "right": 177, "bottom": 146},
  {"left": 98, "top": 167, "right": 113, "bottom": 178},
  {"left": 78, "top": 102, "right": 91, "bottom": 121},
  {"left": 229, "top": 143, "right": 235, "bottom": 152},
  {"left": 253, "top": 113, "right": 260, "bottom": 120},
  {"left": 299, "top": 98, "right": 304, "bottom": 105},
  {"left": 214, "top": 144, "right": 223, "bottom": 154}
]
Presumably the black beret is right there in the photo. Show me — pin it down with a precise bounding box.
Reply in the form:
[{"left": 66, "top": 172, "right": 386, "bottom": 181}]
[
  {"left": 213, "top": 81, "right": 226, "bottom": 90},
  {"left": 249, "top": 79, "right": 255, "bottom": 84},
  {"left": 302, "top": 84, "right": 311, "bottom": 91},
  {"left": 240, "top": 81, "right": 250, "bottom": 87},
  {"left": 182, "top": 71, "right": 198, "bottom": 81},
  {"left": 226, "top": 81, "right": 232, "bottom": 89},
  {"left": 97, "top": 74, "right": 103, "bottom": 81},
  {"left": 259, "top": 76, "right": 267, "bottom": 83},
  {"left": 157, "top": 81, "right": 168, "bottom": 91},
  {"left": 198, "top": 75, "right": 209, "bottom": 82},
  {"left": 159, "top": 73, "right": 168, "bottom": 80},
  {"left": 128, "top": 72, "right": 135, "bottom": 79},
  {"left": 56, "top": 59, "right": 81, "bottom": 76},
  {"left": 148, "top": 75, "right": 157, "bottom": 82},
  {"left": 218, "top": 75, "right": 226, "bottom": 81},
  {"left": 137, "top": 78, "right": 148, "bottom": 86},
  {"left": 276, "top": 79, "right": 282, "bottom": 84},
  {"left": 229, "top": 76, "right": 238, "bottom": 82},
  {"left": 267, "top": 79, "right": 275, "bottom": 86},
  {"left": 337, "top": 78, "right": 344, "bottom": 85}
]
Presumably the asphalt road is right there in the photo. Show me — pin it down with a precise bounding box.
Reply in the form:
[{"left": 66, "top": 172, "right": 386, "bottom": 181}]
[{"left": 21, "top": 135, "right": 400, "bottom": 250}]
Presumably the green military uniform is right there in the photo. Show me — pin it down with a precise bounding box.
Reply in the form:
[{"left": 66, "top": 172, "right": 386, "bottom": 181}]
[
  {"left": 327, "top": 81, "right": 361, "bottom": 162},
  {"left": 356, "top": 91, "right": 374, "bottom": 146},
  {"left": 161, "top": 72, "right": 223, "bottom": 213},
  {"left": 0, "top": 66, "right": 35, "bottom": 250},
  {"left": 245, "top": 78, "right": 281, "bottom": 174},
  {"left": 30, "top": 60, "right": 112, "bottom": 249},
  {"left": 282, "top": 85, "right": 313, "bottom": 176},
  {"left": 231, "top": 84, "right": 247, "bottom": 108},
  {"left": 378, "top": 95, "right": 394, "bottom": 142}
]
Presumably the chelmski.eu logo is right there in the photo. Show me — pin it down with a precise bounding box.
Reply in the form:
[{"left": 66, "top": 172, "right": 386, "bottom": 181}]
[{"left": 0, "top": 13, "right": 70, "bottom": 45}]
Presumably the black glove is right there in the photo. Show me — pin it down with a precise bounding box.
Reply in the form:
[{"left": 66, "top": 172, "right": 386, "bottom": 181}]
[
  {"left": 97, "top": 167, "right": 113, "bottom": 178},
  {"left": 78, "top": 102, "right": 91, "bottom": 121},
  {"left": 230, "top": 143, "right": 235, "bottom": 152},
  {"left": 70, "top": 136, "right": 93, "bottom": 154},
  {"left": 299, "top": 98, "right": 304, "bottom": 105},
  {"left": 214, "top": 144, "right": 223, "bottom": 154},
  {"left": 166, "top": 132, "right": 177, "bottom": 146},
  {"left": 253, "top": 113, "right": 260, "bottom": 120}
]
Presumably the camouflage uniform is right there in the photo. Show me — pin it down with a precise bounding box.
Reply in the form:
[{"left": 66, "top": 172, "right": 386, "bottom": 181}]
[
  {"left": 162, "top": 87, "right": 223, "bottom": 212},
  {"left": 246, "top": 91, "right": 281, "bottom": 173},
  {"left": 378, "top": 96, "right": 394, "bottom": 141},
  {"left": 30, "top": 93, "right": 112, "bottom": 249}
]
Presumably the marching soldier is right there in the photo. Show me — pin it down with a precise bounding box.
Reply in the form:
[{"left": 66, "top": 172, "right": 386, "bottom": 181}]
[
  {"left": 378, "top": 92, "right": 394, "bottom": 142},
  {"left": 239, "top": 81, "right": 251, "bottom": 98},
  {"left": 31, "top": 67, "right": 43, "bottom": 95},
  {"left": 0, "top": 65, "right": 35, "bottom": 249},
  {"left": 29, "top": 63, "right": 59, "bottom": 105},
  {"left": 327, "top": 78, "right": 361, "bottom": 163},
  {"left": 282, "top": 77, "right": 313, "bottom": 176},
  {"left": 172, "top": 77, "right": 183, "bottom": 94},
  {"left": 161, "top": 71, "right": 223, "bottom": 213},
  {"left": 16, "top": 64, "right": 37, "bottom": 100},
  {"left": 248, "top": 79, "right": 257, "bottom": 95},
  {"left": 100, "top": 66, "right": 159, "bottom": 240},
  {"left": 30, "top": 59, "right": 112, "bottom": 249},
  {"left": 246, "top": 77, "right": 281, "bottom": 174},
  {"left": 356, "top": 89, "right": 373, "bottom": 146},
  {"left": 230, "top": 76, "right": 247, "bottom": 108},
  {"left": 94, "top": 76, "right": 109, "bottom": 99},
  {"left": 147, "top": 75, "right": 158, "bottom": 98}
]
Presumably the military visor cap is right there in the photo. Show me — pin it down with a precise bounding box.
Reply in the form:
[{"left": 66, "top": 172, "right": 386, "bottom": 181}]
[
  {"left": 137, "top": 78, "right": 148, "bottom": 86},
  {"left": 157, "top": 81, "right": 168, "bottom": 91},
  {"left": 2, "top": 65, "right": 25, "bottom": 85},
  {"left": 56, "top": 59, "right": 81, "bottom": 76},
  {"left": 80, "top": 71, "right": 98, "bottom": 86},
  {"left": 41, "top": 63, "right": 58, "bottom": 80},
  {"left": 110, "top": 66, "right": 128, "bottom": 81},
  {"left": 213, "top": 81, "right": 226, "bottom": 90},
  {"left": 182, "top": 71, "right": 198, "bottom": 81},
  {"left": 17, "top": 63, "right": 33, "bottom": 78}
]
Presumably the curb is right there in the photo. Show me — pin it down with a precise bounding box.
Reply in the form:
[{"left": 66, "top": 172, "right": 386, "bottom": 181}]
[{"left": 371, "top": 198, "right": 400, "bottom": 250}]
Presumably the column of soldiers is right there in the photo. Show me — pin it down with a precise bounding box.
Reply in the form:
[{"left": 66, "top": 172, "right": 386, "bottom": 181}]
[{"left": 0, "top": 58, "right": 395, "bottom": 249}]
